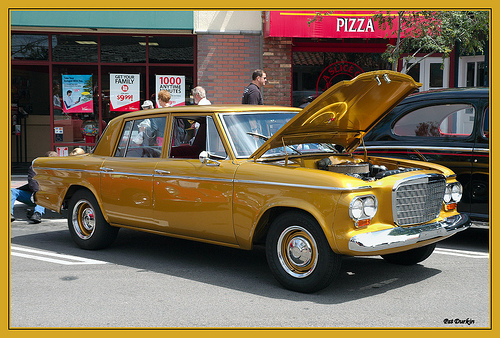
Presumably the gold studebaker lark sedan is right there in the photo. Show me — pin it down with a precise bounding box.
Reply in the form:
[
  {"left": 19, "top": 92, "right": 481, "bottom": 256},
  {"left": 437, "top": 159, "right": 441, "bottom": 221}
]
[{"left": 33, "top": 71, "right": 470, "bottom": 293}]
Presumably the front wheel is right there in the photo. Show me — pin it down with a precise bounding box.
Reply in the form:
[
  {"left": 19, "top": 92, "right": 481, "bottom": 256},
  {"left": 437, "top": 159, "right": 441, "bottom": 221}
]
[
  {"left": 68, "top": 190, "right": 119, "bottom": 250},
  {"left": 381, "top": 243, "right": 436, "bottom": 265},
  {"left": 266, "top": 211, "right": 341, "bottom": 293}
]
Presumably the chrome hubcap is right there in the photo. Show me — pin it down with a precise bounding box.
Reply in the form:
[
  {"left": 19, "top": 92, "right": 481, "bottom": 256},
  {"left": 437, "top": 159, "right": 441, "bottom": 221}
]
[
  {"left": 277, "top": 226, "right": 318, "bottom": 278},
  {"left": 288, "top": 236, "right": 312, "bottom": 267},
  {"left": 72, "top": 200, "right": 95, "bottom": 240}
]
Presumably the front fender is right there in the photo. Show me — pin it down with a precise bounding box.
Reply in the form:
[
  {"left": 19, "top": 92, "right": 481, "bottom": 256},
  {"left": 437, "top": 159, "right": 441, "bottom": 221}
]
[{"left": 233, "top": 183, "right": 341, "bottom": 251}]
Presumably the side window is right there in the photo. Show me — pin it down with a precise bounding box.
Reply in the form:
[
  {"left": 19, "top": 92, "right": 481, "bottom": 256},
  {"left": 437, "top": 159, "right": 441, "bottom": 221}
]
[
  {"left": 169, "top": 116, "right": 206, "bottom": 159},
  {"left": 393, "top": 104, "right": 475, "bottom": 138},
  {"left": 207, "top": 116, "right": 227, "bottom": 159},
  {"left": 482, "top": 106, "right": 489, "bottom": 138},
  {"left": 114, "top": 116, "right": 166, "bottom": 158},
  {"left": 169, "top": 115, "right": 227, "bottom": 159},
  {"left": 114, "top": 120, "right": 133, "bottom": 157}
]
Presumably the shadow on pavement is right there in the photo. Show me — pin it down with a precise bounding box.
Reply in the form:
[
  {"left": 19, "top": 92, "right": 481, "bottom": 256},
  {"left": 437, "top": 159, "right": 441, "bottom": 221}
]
[{"left": 11, "top": 224, "right": 445, "bottom": 304}]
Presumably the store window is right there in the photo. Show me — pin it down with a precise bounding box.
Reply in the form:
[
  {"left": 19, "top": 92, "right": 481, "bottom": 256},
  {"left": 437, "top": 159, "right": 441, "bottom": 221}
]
[
  {"left": 11, "top": 34, "right": 50, "bottom": 60},
  {"left": 53, "top": 65, "right": 99, "bottom": 144},
  {"left": 12, "top": 65, "right": 50, "bottom": 163},
  {"left": 149, "top": 36, "right": 194, "bottom": 64},
  {"left": 52, "top": 35, "right": 98, "bottom": 63},
  {"left": 292, "top": 51, "right": 390, "bottom": 107},
  {"left": 406, "top": 57, "right": 450, "bottom": 91},
  {"left": 407, "top": 63, "right": 421, "bottom": 83},
  {"left": 101, "top": 35, "right": 146, "bottom": 63},
  {"left": 429, "top": 63, "right": 444, "bottom": 88},
  {"left": 12, "top": 31, "right": 196, "bottom": 164},
  {"left": 459, "top": 56, "right": 486, "bottom": 87}
]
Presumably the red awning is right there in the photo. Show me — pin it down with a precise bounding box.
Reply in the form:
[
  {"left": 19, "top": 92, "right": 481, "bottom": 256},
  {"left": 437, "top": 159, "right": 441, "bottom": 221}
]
[{"left": 264, "top": 11, "right": 403, "bottom": 39}]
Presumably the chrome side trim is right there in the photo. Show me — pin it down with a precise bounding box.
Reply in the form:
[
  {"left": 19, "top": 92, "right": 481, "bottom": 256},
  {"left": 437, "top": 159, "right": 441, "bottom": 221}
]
[
  {"left": 33, "top": 167, "right": 101, "bottom": 175},
  {"left": 106, "top": 172, "right": 154, "bottom": 178},
  {"left": 35, "top": 167, "right": 153, "bottom": 178},
  {"left": 164, "top": 175, "right": 233, "bottom": 184},
  {"left": 36, "top": 167, "right": 372, "bottom": 191},
  {"left": 348, "top": 214, "right": 470, "bottom": 252},
  {"left": 363, "top": 145, "right": 490, "bottom": 154},
  {"left": 235, "top": 179, "right": 372, "bottom": 192}
]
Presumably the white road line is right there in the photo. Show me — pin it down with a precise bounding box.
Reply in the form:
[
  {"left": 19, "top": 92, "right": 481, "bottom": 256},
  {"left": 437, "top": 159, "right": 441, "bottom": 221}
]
[
  {"left": 11, "top": 246, "right": 108, "bottom": 265},
  {"left": 435, "top": 248, "right": 489, "bottom": 259}
]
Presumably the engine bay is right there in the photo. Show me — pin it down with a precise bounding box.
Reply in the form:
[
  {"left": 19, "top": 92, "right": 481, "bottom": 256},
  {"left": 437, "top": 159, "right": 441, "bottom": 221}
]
[{"left": 316, "top": 156, "right": 422, "bottom": 181}]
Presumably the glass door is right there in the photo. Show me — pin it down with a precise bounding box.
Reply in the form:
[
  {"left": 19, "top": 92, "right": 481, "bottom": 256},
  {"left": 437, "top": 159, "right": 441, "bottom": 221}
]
[
  {"left": 406, "top": 57, "right": 450, "bottom": 91},
  {"left": 458, "top": 55, "right": 485, "bottom": 87}
]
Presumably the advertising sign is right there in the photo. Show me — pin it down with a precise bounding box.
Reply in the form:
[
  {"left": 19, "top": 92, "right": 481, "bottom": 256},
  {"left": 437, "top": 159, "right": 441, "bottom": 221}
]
[
  {"left": 62, "top": 75, "right": 93, "bottom": 113},
  {"left": 155, "top": 75, "right": 185, "bottom": 107},
  {"left": 317, "top": 61, "right": 365, "bottom": 92},
  {"left": 265, "top": 11, "right": 405, "bottom": 39},
  {"left": 110, "top": 73, "right": 140, "bottom": 112}
]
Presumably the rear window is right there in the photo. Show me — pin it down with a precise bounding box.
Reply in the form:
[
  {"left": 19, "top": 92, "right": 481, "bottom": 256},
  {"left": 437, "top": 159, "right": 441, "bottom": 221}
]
[{"left": 393, "top": 103, "right": 475, "bottom": 138}]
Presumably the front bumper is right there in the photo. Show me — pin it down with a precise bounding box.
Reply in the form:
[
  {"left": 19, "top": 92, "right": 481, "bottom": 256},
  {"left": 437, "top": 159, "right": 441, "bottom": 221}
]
[{"left": 348, "top": 214, "right": 470, "bottom": 253}]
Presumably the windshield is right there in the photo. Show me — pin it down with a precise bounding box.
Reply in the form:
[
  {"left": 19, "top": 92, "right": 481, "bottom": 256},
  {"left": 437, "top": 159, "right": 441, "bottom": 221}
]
[{"left": 220, "top": 112, "right": 339, "bottom": 158}]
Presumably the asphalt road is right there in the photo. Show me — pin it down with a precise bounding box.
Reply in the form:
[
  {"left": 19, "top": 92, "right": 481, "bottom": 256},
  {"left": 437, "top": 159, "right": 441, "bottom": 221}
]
[{"left": 9, "top": 201, "right": 490, "bottom": 328}]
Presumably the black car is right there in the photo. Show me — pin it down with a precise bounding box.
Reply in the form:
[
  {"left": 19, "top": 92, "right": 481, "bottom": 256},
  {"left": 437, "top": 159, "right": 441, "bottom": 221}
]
[{"left": 359, "top": 87, "right": 489, "bottom": 225}]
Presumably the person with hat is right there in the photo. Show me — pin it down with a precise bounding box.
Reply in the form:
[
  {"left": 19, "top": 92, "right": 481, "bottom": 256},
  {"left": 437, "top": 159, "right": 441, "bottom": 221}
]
[{"left": 142, "top": 100, "right": 154, "bottom": 109}]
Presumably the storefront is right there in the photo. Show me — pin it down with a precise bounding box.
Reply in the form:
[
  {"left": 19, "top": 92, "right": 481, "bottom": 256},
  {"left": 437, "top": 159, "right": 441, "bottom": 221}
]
[
  {"left": 11, "top": 11, "right": 195, "bottom": 170},
  {"left": 264, "top": 11, "right": 476, "bottom": 107}
]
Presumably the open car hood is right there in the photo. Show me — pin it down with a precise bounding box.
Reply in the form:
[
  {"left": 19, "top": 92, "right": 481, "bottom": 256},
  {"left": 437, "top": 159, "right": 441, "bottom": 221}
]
[{"left": 250, "top": 70, "right": 421, "bottom": 160}]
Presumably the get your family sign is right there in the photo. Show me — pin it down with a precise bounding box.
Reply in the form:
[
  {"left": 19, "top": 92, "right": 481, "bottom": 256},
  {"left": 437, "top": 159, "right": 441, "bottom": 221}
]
[{"left": 110, "top": 73, "right": 140, "bottom": 112}]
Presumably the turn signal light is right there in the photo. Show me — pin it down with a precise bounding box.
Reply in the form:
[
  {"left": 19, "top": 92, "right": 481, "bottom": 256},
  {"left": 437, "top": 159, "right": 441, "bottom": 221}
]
[
  {"left": 445, "top": 203, "right": 457, "bottom": 211},
  {"left": 355, "top": 219, "right": 371, "bottom": 228}
]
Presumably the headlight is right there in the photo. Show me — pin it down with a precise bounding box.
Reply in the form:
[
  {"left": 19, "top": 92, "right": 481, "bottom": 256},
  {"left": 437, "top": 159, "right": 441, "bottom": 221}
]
[
  {"left": 444, "top": 185, "right": 452, "bottom": 203},
  {"left": 451, "top": 183, "right": 463, "bottom": 202},
  {"left": 363, "top": 196, "right": 378, "bottom": 218},
  {"left": 444, "top": 182, "right": 463, "bottom": 204},
  {"left": 350, "top": 198, "right": 363, "bottom": 220},
  {"left": 349, "top": 195, "right": 378, "bottom": 227}
]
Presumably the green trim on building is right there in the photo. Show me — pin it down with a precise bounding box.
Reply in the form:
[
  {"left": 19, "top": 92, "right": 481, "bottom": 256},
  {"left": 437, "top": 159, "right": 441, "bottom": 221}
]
[{"left": 11, "top": 10, "right": 194, "bottom": 30}]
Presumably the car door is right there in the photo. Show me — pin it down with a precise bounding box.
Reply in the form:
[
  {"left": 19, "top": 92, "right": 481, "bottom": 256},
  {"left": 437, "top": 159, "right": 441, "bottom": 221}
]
[
  {"left": 470, "top": 102, "right": 489, "bottom": 222},
  {"left": 153, "top": 114, "right": 239, "bottom": 245},
  {"left": 100, "top": 116, "right": 166, "bottom": 228}
]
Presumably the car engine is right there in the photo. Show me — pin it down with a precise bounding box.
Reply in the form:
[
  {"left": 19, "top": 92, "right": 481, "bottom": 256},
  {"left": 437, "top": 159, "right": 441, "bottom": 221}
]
[{"left": 316, "top": 157, "right": 422, "bottom": 181}]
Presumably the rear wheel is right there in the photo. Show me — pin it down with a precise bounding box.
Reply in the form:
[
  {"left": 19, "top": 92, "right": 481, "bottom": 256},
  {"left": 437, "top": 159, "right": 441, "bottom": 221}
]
[
  {"left": 68, "top": 190, "right": 119, "bottom": 250},
  {"left": 381, "top": 243, "right": 436, "bottom": 265},
  {"left": 266, "top": 211, "right": 341, "bottom": 293}
]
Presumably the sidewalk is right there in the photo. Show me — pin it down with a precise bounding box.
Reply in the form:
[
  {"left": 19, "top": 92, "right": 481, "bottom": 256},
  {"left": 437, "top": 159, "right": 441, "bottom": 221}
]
[{"left": 11, "top": 175, "right": 27, "bottom": 189}]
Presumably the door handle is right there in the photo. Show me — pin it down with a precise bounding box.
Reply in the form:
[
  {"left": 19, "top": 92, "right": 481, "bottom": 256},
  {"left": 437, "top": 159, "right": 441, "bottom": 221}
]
[
  {"left": 154, "top": 169, "right": 171, "bottom": 175},
  {"left": 100, "top": 167, "right": 114, "bottom": 172}
]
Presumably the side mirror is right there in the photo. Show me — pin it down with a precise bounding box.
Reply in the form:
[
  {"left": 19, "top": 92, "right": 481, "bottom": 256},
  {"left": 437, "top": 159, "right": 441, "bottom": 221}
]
[{"left": 199, "top": 151, "right": 220, "bottom": 166}]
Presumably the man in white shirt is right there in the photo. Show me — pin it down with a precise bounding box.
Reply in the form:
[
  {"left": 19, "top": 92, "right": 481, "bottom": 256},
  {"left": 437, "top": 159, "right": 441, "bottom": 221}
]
[{"left": 192, "top": 86, "right": 211, "bottom": 105}]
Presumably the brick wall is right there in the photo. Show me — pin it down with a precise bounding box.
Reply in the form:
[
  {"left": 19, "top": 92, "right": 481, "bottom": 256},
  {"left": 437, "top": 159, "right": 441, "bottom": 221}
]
[
  {"left": 197, "top": 34, "right": 261, "bottom": 104},
  {"left": 262, "top": 37, "right": 293, "bottom": 106}
]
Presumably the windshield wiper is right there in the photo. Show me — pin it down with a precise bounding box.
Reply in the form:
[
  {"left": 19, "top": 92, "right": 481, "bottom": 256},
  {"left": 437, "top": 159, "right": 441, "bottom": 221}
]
[{"left": 246, "top": 132, "right": 269, "bottom": 141}]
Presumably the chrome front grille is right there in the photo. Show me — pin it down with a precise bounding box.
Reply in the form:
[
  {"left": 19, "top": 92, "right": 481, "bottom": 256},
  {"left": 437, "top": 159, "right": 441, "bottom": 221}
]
[{"left": 392, "top": 174, "right": 446, "bottom": 226}]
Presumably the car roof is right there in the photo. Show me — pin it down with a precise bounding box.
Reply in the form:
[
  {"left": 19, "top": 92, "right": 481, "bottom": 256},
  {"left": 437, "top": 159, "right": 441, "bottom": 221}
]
[
  {"left": 114, "top": 105, "right": 301, "bottom": 120},
  {"left": 403, "top": 87, "right": 489, "bottom": 103}
]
